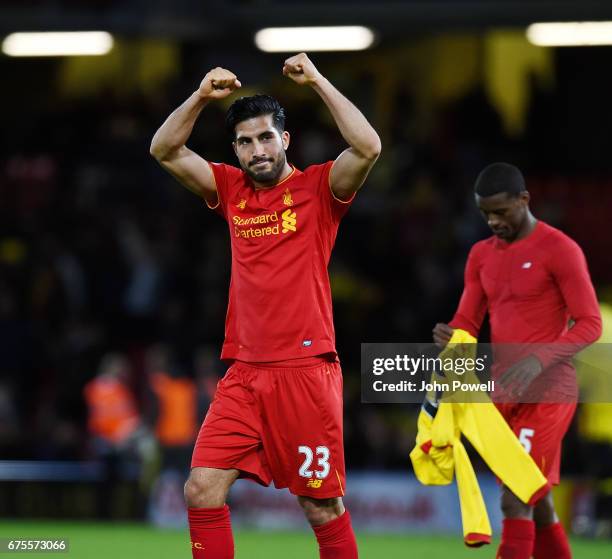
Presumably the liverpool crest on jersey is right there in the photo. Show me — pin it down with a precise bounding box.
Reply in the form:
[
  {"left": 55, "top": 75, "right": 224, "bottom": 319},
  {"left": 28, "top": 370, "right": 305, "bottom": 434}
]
[{"left": 282, "top": 188, "right": 293, "bottom": 206}]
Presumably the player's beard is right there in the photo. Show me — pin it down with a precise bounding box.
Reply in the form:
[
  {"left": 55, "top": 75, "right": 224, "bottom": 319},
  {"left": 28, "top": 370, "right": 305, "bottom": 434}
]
[{"left": 244, "top": 151, "right": 287, "bottom": 184}]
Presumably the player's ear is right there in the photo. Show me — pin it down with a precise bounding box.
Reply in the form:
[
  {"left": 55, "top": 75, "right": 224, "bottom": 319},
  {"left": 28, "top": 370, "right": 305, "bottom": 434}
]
[
  {"left": 520, "top": 190, "right": 531, "bottom": 205},
  {"left": 282, "top": 130, "right": 290, "bottom": 151}
]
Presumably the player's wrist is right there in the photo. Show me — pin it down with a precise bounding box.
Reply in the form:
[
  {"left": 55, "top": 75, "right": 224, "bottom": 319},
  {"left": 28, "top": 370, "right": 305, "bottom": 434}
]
[
  {"left": 308, "top": 73, "right": 327, "bottom": 89},
  {"left": 194, "top": 89, "right": 213, "bottom": 102}
]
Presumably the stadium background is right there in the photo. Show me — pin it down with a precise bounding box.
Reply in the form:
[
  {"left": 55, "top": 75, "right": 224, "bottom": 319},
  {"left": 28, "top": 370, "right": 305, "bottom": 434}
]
[{"left": 1, "top": 1, "right": 611, "bottom": 557}]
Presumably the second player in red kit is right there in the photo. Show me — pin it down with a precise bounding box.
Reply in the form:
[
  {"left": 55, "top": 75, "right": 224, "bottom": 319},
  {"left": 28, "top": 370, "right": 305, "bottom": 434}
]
[
  {"left": 433, "top": 163, "right": 601, "bottom": 559},
  {"left": 151, "top": 53, "right": 381, "bottom": 559}
]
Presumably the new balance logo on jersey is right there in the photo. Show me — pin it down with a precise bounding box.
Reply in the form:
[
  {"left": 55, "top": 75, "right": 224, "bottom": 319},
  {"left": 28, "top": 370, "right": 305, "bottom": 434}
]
[
  {"left": 236, "top": 199, "right": 246, "bottom": 210},
  {"left": 282, "top": 208, "right": 297, "bottom": 233},
  {"left": 307, "top": 479, "right": 323, "bottom": 489}
]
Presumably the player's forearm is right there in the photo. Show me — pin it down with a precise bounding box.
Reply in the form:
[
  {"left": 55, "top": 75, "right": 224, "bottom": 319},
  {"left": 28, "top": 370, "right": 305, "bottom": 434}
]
[
  {"left": 150, "top": 92, "right": 210, "bottom": 161},
  {"left": 534, "top": 314, "right": 602, "bottom": 370},
  {"left": 554, "top": 314, "right": 602, "bottom": 347},
  {"left": 449, "top": 273, "right": 487, "bottom": 339},
  {"left": 311, "top": 77, "right": 381, "bottom": 161}
]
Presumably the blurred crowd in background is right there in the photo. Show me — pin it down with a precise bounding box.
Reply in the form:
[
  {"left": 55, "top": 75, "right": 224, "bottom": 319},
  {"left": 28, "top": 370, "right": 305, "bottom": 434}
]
[{"left": 1, "top": 38, "right": 612, "bottom": 522}]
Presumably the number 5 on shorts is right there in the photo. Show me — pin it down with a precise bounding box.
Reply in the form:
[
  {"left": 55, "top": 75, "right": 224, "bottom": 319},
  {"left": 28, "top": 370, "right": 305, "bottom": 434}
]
[
  {"left": 298, "top": 445, "right": 330, "bottom": 479},
  {"left": 519, "top": 428, "right": 535, "bottom": 454}
]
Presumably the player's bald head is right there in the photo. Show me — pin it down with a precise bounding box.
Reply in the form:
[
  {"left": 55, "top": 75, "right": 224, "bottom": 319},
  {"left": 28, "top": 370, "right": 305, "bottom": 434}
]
[{"left": 474, "top": 162, "right": 526, "bottom": 198}]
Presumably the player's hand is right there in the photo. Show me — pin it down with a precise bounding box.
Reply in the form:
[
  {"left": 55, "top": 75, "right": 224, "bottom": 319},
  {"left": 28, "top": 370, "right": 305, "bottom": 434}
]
[
  {"left": 498, "top": 355, "right": 543, "bottom": 400},
  {"left": 197, "top": 67, "right": 241, "bottom": 100},
  {"left": 433, "top": 323, "right": 454, "bottom": 349},
  {"left": 282, "top": 53, "right": 321, "bottom": 86}
]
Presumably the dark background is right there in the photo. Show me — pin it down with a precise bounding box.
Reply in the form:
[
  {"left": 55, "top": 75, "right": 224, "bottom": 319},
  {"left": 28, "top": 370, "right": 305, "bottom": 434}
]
[{"left": 1, "top": 0, "right": 611, "bottom": 520}]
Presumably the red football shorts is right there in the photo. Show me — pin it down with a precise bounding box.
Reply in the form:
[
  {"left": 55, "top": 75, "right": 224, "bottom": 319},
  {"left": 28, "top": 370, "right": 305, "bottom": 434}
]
[
  {"left": 192, "top": 359, "right": 346, "bottom": 499},
  {"left": 496, "top": 402, "right": 576, "bottom": 485}
]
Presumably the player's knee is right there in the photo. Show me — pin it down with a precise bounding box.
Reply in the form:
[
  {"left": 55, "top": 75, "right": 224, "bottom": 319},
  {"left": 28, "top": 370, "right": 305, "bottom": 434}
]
[
  {"left": 533, "top": 491, "right": 557, "bottom": 527},
  {"left": 501, "top": 488, "right": 532, "bottom": 519},
  {"left": 298, "top": 496, "right": 345, "bottom": 527},
  {"left": 184, "top": 475, "right": 223, "bottom": 508},
  {"left": 184, "top": 468, "right": 232, "bottom": 508}
]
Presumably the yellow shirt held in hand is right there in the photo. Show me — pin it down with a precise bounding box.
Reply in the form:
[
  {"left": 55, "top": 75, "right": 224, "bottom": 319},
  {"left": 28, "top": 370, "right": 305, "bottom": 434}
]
[{"left": 410, "top": 329, "right": 549, "bottom": 547}]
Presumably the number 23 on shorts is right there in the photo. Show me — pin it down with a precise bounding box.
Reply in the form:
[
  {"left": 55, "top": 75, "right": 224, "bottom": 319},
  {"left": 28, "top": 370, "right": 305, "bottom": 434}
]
[{"left": 298, "top": 445, "right": 330, "bottom": 479}]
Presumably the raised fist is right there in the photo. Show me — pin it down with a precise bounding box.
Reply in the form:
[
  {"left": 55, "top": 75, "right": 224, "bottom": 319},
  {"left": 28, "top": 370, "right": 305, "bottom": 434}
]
[
  {"left": 282, "top": 53, "right": 321, "bottom": 86},
  {"left": 197, "top": 67, "right": 241, "bottom": 100}
]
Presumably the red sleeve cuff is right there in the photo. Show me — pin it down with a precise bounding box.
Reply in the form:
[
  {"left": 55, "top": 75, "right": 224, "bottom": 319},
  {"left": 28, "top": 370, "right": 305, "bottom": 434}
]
[{"left": 448, "top": 317, "right": 478, "bottom": 339}]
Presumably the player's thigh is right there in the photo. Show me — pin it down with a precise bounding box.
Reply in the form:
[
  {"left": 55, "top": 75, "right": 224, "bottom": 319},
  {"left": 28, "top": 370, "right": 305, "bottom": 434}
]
[
  {"left": 191, "top": 365, "right": 272, "bottom": 487},
  {"left": 258, "top": 362, "right": 346, "bottom": 498}
]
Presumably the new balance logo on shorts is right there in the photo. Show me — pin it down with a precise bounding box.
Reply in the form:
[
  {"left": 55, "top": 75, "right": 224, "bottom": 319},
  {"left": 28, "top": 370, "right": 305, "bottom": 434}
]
[{"left": 307, "top": 479, "right": 324, "bottom": 489}]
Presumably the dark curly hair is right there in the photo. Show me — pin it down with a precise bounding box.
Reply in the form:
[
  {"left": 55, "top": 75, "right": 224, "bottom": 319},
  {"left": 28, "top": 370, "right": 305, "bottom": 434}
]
[{"left": 225, "top": 94, "right": 286, "bottom": 138}]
